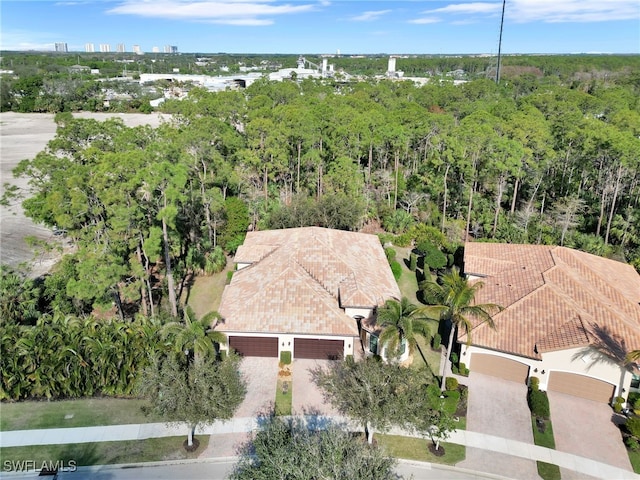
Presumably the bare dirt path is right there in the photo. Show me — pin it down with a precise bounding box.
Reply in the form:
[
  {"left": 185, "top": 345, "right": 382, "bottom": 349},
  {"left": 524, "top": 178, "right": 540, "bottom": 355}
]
[{"left": 0, "top": 112, "right": 170, "bottom": 277}]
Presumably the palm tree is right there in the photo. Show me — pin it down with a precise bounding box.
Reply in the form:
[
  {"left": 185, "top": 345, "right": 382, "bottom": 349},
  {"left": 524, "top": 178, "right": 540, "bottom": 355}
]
[
  {"left": 418, "top": 267, "right": 502, "bottom": 391},
  {"left": 377, "top": 297, "right": 436, "bottom": 363},
  {"left": 161, "top": 306, "right": 227, "bottom": 363}
]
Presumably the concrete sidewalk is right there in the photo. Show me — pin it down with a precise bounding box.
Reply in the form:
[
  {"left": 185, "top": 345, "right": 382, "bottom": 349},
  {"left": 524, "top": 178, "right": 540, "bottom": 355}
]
[{"left": 2, "top": 418, "right": 638, "bottom": 480}]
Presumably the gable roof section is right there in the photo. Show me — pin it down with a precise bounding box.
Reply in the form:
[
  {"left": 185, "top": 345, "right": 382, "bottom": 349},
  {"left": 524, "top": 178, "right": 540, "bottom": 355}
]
[
  {"left": 219, "top": 227, "right": 401, "bottom": 336},
  {"left": 462, "top": 243, "right": 640, "bottom": 360}
]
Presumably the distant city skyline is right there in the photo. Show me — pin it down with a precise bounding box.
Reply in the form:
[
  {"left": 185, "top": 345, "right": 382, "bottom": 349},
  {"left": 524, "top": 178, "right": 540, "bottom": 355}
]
[{"left": 1, "top": 1, "right": 639, "bottom": 55}]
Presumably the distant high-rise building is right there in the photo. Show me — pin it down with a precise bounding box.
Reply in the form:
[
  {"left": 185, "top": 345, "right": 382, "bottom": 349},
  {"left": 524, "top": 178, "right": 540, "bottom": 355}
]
[
  {"left": 152, "top": 46, "right": 160, "bottom": 53},
  {"left": 99, "top": 44, "right": 111, "bottom": 53},
  {"left": 85, "top": 43, "right": 95, "bottom": 53},
  {"left": 132, "top": 45, "right": 142, "bottom": 55},
  {"left": 55, "top": 42, "right": 68, "bottom": 52},
  {"left": 164, "top": 45, "right": 178, "bottom": 54},
  {"left": 116, "top": 43, "right": 126, "bottom": 53}
]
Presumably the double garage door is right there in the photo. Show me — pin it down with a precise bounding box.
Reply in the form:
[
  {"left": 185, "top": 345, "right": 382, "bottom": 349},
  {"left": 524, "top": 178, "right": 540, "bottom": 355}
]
[{"left": 229, "top": 336, "right": 343, "bottom": 360}]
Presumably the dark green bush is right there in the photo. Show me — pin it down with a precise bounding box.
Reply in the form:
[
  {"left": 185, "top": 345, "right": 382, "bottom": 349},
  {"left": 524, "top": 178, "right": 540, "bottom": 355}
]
[
  {"left": 432, "top": 333, "right": 441, "bottom": 349},
  {"left": 529, "top": 376, "right": 540, "bottom": 391},
  {"left": 409, "top": 253, "right": 417, "bottom": 272},
  {"left": 627, "top": 437, "right": 640, "bottom": 452},
  {"left": 280, "top": 351, "right": 292, "bottom": 365},
  {"left": 384, "top": 247, "right": 397, "bottom": 263},
  {"left": 528, "top": 388, "right": 550, "bottom": 419},
  {"left": 416, "top": 241, "right": 447, "bottom": 270},
  {"left": 626, "top": 416, "right": 640, "bottom": 438},
  {"left": 445, "top": 377, "right": 458, "bottom": 391},
  {"left": 458, "top": 362, "right": 469, "bottom": 377},
  {"left": 390, "top": 261, "right": 402, "bottom": 280},
  {"left": 443, "top": 390, "right": 460, "bottom": 414}
]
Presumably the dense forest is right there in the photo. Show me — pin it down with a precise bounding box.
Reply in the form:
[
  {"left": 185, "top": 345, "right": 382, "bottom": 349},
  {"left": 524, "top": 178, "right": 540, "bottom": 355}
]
[{"left": 1, "top": 54, "right": 639, "bottom": 400}]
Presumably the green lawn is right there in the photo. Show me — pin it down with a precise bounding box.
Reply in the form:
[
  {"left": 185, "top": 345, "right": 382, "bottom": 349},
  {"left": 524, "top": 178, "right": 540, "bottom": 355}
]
[
  {"left": 628, "top": 449, "right": 640, "bottom": 473},
  {"left": 394, "top": 247, "right": 420, "bottom": 305},
  {"left": 275, "top": 379, "right": 292, "bottom": 416},
  {"left": 0, "top": 398, "right": 160, "bottom": 431},
  {"left": 182, "top": 260, "right": 233, "bottom": 318},
  {"left": 0, "top": 436, "right": 209, "bottom": 470},
  {"left": 377, "top": 434, "right": 465, "bottom": 465},
  {"left": 530, "top": 416, "right": 560, "bottom": 480}
]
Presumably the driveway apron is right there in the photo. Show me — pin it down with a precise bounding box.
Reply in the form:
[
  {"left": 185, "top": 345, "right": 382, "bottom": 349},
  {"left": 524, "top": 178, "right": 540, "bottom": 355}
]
[
  {"left": 235, "top": 356, "right": 279, "bottom": 418},
  {"left": 456, "top": 372, "right": 541, "bottom": 480},
  {"left": 548, "top": 390, "right": 632, "bottom": 480},
  {"left": 292, "top": 359, "right": 341, "bottom": 417}
]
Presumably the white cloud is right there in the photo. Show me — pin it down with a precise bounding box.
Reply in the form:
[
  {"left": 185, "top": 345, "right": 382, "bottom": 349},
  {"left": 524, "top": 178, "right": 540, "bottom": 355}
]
[
  {"left": 107, "top": 0, "right": 322, "bottom": 26},
  {"left": 0, "top": 30, "right": 57, "bottom": 51},
  {"left": 423, "top": 0, "right": 639, "bottom": 23},
  {"left": 408, "top": 16, "right": 441, "bottom": 24},
  {"left": 350, "top": 9, "right": 392, "bottom": 22}
]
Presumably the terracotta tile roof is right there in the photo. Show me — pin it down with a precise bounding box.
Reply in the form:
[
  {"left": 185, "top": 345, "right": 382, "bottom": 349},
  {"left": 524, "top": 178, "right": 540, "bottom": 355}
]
[
  {"left": 218, "top": 227, "right": 401, "bottom": 336},
  {"left": 461, "top": 243, "right": 640, "bottom": 360}
]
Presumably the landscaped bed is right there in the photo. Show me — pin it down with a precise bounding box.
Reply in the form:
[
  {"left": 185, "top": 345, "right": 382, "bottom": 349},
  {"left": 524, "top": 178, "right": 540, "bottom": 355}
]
[
  {"left": 377, "top": 434, "right": 465, "bottom": 464},
  {"left": 0, "top": 435, "right": 209, "bottom": 470}
]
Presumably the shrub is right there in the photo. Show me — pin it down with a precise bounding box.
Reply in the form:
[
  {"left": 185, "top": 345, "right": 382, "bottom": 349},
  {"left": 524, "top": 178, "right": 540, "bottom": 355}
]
[
  {"left": 443, "top": 390, "right": 460, "bottom": 414},
  {"left": 432, "top": 333, "right": 441, "bottom": 350},
  {"left": 451, "top": 364, "right": 459, "bottom": 374},
  {"left": 416, "top": 241, "right": 447, "bottom": 270},
  {"left": 529, "top": 376, "right": 540, "bottom": 391},
  {"left": 626, "top": 416, "right": 640, "bottom": 438},
  {"left": 226, "top": 270, "right": 234, "bottom": 285},
  {"left": 458, "top": 362, "right": 469, "bottom": 377},
  {"left": 384, "top": 247, "right": 397, "bottom": 263},
  {"left": 528, "top": 388, "right": 550, "bottom": 419},
  {"left": 409, "top": 253, "right": 417, "bottom": 272},
  {"left": 614, "top": 402, "right": 623, "bottom": 413},
  {"left": 393, "top": 233, "right": 413, "bottom": 247},
  {"left": 627, "top": 437, "right": 640, "bottom": 452},
  {"left": 280, "top": 351, "right": 292, "bottom": 365},
  {"left": 445, "top": 377, "right": 458, "bottom": 391},
  {"left": 390, "top": 261, "right": 402, "bottom": 280}
]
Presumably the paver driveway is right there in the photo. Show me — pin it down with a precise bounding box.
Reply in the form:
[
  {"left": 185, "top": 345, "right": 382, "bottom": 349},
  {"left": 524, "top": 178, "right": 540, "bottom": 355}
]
[
  {"left": 456, "top": 373, "right": 541, "bottom": 480},
  {"left": 548, "top": 390, "right": 632, "bottom": 480},
  {"left": 235, "top": 356, "right": 279, "bottom": 418},
  {"left": 292, "top": 359, "right": 341, "bottom": 417}
]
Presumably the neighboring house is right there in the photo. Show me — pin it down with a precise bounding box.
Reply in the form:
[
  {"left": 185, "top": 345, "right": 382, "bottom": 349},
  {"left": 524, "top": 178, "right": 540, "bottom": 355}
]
[
  {"left": 218, "top": 227, "right": 402, "bottom": 360},
  {"left": 460, "top": 242, "right": 640, "bottom": 404}
]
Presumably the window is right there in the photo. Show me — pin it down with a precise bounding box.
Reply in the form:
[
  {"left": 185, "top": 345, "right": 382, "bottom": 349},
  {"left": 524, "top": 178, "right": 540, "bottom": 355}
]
[
  {"left": 369, "top": 334, "right": 378, "bottom": 355},
  {"left": 632, "top": 374, "right": 640, "bottom": 389},
  {"left": 399, "top": 338, "right": 407, "bottom": 356}
]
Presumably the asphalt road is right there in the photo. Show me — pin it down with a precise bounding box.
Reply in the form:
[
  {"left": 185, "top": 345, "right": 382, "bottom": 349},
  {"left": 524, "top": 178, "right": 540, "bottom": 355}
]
[{"left": 1, "top": 459, "right": 512, "bottom": 480}]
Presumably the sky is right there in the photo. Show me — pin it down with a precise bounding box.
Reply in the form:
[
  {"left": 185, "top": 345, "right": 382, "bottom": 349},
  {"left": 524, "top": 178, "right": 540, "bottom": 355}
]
[{"left": 1, "top": 1, "right": 639, "bottom": 55}]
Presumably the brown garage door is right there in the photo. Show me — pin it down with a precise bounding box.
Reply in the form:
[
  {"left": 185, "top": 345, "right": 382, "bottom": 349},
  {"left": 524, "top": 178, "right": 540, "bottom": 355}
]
[
  {"left": 547, "top": 372, "right": 615, "bottom": 403},
  {"left": 294, "top": 338, "right": 343, "bottom": 360},
  {"left": 229, "top": 336, "right": 278, "bottom": 357},
  {"left": 471, "top": 353, "right": 530, "bottom": 383}
]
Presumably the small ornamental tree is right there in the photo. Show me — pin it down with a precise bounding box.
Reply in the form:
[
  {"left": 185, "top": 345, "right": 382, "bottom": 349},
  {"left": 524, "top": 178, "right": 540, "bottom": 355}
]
[
  {"left": 311, "top": 356, "right": 415, "bottom": 444},
  {"left": 138, "top": 353, "right": 246, "bottom": 448},
  {"left": 231, "top": 414, "right": 396, "bottom": 480}
]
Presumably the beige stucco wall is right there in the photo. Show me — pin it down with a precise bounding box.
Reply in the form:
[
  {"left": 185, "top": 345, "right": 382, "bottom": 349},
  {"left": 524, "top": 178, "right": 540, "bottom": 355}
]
[
  {"left": 345, "top": 307, "right": 374, "bottom": 320},
  {"left": 462, "top": 344, "right": 628, "bottom": 398}
]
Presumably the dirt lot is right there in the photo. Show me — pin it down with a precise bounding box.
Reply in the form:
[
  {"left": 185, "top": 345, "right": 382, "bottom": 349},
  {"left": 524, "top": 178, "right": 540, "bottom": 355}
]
[{"left": 0, "top": 112, "right": 170, "bottom": 277}]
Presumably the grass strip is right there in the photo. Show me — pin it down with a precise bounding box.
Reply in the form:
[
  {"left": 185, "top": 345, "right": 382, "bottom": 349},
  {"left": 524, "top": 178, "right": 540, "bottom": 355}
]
[
  {"left": 377, "top": 434, "right": 465, "bottom": 465},
  {"left": 0, "top": 435, "right": 209, "bottom": 470},
  {"left": 1, "top": 398, "right": 160, "bottom": 431},
  {"left": 275, "top": 379, "right": 292, "bottom": 416},
  {"left": 628, "top": 450, "right": 640, "bottom": 474},
  {"left": 530, "top": 416, "right": 560, "bottom": 480}
]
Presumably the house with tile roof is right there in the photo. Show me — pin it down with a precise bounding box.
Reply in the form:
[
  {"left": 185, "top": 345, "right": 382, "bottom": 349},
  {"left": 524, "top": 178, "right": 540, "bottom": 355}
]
[
  {"left": 459, "top": 242, "right": 640, "bottom": 403},
  {"left": 218, "top": 227, "right": 402, "bottom": 361}
]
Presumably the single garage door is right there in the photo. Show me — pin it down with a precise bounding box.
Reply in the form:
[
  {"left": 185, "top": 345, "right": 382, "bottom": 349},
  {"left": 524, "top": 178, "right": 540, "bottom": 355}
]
[
  {"left": 547, "top": 372, "right": 615, "bottom": 403},
  {"left": 294, "top": 338, "right": 343, "bottom": 360},
  {"left": 229, "top": 336, "right": 278, "bottom": 357},
  {"left": 471, "top": 353, "right": 530, "bottom": 383}
]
